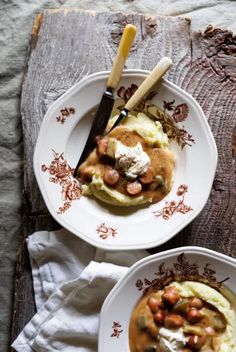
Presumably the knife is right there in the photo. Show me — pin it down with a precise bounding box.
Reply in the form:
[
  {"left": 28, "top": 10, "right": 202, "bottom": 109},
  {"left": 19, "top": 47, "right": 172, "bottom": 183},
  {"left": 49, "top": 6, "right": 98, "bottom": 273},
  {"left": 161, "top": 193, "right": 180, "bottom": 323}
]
[
  {"left": 108, "top": 57, "right": 173, "bottom": 132},
  {"left": 74, "top": 24, "right": 137, "bottom": 177}
]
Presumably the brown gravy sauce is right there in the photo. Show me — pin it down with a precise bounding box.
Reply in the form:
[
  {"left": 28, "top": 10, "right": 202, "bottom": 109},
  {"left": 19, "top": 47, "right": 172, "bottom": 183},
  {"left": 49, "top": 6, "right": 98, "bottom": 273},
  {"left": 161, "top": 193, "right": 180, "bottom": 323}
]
[
  {"left": 129, "top": 291, "right": 162, "bottom": 352},
  {"left": 79, "top": 126, "right": 175, "bottom": 204}
]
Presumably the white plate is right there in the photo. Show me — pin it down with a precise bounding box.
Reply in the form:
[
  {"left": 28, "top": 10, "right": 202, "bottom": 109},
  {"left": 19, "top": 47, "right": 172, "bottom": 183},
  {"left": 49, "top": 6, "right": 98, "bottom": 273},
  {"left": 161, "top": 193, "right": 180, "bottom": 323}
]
[
  {"left": 34, "top": 70, "right": 217, "bottom": 250},
  {"left": 99, "top": 246, "right": 236, "bottom": 351}
]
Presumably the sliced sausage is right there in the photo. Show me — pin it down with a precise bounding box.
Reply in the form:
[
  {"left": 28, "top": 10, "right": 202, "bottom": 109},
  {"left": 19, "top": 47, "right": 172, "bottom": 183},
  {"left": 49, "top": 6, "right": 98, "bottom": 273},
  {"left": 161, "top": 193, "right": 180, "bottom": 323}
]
[
  {"left": 162, "top": 287, "right": 180, "bottom": 306},
  {"left": 190, "top": 297, "right": 204, "bottom": 309},
  {"left": 103, "top": 169, "right": 120, "bottom": 186},
  {"left": 187, "top": 335, "right": 207, "bottom": 350},
  {"left": 153, "top": 310, "right": 166, "bottom": 325},
  {"left": 147, "top": 296, "right": 161, "bottom": 313},
  {"left": 97, "top": 138, "right": 108, "bottom": 156},
  {"left": 126, "top": 181, "right": 142, "bottom": 196},
  {"left": 187, "top": 308, "right": 203, "bottom": 324},
  {"left": 164, "top": 314, "right": 184, "bottom": 329},
  {"left": 139, "top": 167, "right": 154, "bottom": 185}
]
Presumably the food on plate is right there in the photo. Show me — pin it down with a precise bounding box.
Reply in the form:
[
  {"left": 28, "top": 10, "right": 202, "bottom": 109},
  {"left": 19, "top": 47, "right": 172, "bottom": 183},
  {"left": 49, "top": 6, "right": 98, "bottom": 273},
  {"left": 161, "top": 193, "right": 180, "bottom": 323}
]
[
  {"left": 129, "top": 281, "right": 236, "bottom": 352},
  {"left": 78, "top": 112, "right": 175, "bottom": 206}
]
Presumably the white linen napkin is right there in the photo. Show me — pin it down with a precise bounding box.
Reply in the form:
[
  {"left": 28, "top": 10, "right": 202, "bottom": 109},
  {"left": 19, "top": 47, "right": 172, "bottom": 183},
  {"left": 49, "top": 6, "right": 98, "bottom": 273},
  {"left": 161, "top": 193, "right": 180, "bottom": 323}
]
[{"left": 12, "top": 229, "right": 148, "bottom": 352}]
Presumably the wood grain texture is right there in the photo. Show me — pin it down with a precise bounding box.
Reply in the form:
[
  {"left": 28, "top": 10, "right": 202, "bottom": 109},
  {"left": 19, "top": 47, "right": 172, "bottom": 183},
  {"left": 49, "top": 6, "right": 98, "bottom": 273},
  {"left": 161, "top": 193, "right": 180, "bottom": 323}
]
[{"left": 11, "top": 9, "right": 236, "bottom": 347}]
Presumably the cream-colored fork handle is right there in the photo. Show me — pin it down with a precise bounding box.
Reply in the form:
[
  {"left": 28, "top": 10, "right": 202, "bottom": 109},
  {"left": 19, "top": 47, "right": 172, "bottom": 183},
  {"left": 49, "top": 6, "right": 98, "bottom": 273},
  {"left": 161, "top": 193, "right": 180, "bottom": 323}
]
[
  {"left": 107, "top": 24, "right": 137, "bottom": 90},
  {"left": 125, "top": 57, "right": 173, "bottom": 111}
]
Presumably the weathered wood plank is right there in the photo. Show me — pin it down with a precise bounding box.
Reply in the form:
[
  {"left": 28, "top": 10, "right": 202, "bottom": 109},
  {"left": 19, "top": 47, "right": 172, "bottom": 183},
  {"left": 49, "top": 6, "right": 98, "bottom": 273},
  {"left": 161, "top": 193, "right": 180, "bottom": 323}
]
[
  {"left": 11, "top": 9, "right": 236, "bottom": 348},
  {"left": 180, "top": 26, "right": 236, "bottom": 255}
]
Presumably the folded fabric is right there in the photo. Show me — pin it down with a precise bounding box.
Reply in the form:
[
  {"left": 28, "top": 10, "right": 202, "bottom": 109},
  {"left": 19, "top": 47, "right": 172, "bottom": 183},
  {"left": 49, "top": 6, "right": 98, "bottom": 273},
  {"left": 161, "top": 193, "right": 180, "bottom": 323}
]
[{"left": 12, "top": 229, "right": 147, "bottom": 351}]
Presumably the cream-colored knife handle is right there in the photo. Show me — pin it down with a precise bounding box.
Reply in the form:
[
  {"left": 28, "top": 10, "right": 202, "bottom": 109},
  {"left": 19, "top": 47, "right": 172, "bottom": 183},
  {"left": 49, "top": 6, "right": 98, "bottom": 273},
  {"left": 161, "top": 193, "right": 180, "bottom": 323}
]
[
  {"left": 125, "top": 57, "right": 173, "bottom": 111},
  {"left": 107, "top": 24, "right": 137, "bottom": 90}
]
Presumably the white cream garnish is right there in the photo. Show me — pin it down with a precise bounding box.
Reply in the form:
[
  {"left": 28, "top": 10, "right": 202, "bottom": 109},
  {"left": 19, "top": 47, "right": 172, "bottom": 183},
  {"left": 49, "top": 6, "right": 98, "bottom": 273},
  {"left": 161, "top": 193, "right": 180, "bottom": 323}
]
[
  {"left": 115, "top": 141, "right": 150, "bottom": 180},
  {"left": 158, "top": 328, "right": 187, "bottom": 352}
]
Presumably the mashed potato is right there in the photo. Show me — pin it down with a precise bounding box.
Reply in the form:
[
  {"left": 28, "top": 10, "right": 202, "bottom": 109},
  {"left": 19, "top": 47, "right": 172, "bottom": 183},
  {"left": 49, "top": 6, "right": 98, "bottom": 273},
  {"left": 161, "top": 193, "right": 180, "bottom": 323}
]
[{"left": 109, "top": 112, "right": 169, "bottom": 148}]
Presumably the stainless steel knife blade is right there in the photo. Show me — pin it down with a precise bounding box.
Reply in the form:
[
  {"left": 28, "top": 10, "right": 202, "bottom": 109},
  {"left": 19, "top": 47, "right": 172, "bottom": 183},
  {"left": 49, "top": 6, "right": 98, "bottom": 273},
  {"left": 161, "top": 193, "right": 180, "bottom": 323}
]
[{"left": 73, "top": 89, "right": 114, "bottom": 176}]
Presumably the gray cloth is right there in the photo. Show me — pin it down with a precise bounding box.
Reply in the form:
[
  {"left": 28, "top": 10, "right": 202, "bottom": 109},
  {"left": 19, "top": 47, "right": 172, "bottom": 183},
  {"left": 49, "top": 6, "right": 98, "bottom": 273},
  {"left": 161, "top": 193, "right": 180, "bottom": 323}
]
[{"left": 0, "top": 0, "right": 235, "bottom": 350}]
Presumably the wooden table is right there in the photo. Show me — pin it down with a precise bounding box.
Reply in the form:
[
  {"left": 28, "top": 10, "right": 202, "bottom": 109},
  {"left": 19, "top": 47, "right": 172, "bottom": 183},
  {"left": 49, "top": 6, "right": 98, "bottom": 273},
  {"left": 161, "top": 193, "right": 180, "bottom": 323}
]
[{"left": 10, "top": 9, "right": 236, "bottom": 348}]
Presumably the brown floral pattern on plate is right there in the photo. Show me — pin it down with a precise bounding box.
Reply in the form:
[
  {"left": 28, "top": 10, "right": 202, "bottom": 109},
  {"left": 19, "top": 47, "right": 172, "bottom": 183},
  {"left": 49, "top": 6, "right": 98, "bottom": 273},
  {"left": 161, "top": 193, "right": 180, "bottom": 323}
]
[
  {"left": 163, "top": 100, "right": 189, "bottom": 122},
  {"left": 162, "top": 99, "right": 194, "bottom": 148},
  {"left": 111, "top": 321, "right": 123, "bottom": 338},
  {"left": 117, "top": 84, "right": 157, "bottom": 112},
  {"left": 41, "top": 149, "right": 81, "bottom": 214},
  {"left": 56, "top": 107, "right": 75, "bottom": 124},
  {"left": 135, "top": 253, "right": 229, "bottom": 295},
  {"left": 96, "top": 223, "right": 117, "bottom": 240},
  {"left": 117, "top": 84, "right": 195, "bottom": 149},
  {"left": 153, "top": 184, "right": 193, "bottom": 220}
]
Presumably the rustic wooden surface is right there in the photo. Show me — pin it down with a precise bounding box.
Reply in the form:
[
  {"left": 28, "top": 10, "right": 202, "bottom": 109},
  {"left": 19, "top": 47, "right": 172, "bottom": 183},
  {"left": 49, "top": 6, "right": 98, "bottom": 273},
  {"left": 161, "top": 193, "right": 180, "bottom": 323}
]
[{"left": 10, "top": 9, "right": 236, "bottom": 348}]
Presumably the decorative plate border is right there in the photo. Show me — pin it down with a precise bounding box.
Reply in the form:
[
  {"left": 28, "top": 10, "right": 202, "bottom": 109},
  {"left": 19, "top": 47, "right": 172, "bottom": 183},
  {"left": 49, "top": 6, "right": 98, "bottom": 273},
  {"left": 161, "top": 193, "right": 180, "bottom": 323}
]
[
  {"left": 34, "top": 70, "right": 217, "bottom": 251},
  {"left": 153, "top": 184, "right": 193, "bottom": 220},
  {"left": 135, "top": 252, "right": 229, "bottom": 294},
  {"left": 41, "top": 149, "right": 81, "bottom": 214},
  {"left": 55, "top": 106, "right": 75, "bottom": 124},
  {"left": 96, "top": 223, "right": 118, "bottom": 240},
  {"left": 111, "top": 321, "right": 123, "bottom": 338}
]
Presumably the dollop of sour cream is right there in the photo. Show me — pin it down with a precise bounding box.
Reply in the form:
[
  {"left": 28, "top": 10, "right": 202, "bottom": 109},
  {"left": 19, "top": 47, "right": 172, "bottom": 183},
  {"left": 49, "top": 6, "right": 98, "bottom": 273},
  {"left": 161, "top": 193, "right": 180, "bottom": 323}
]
[
  {"left": 158, "top": 328, "right": 187, "bottom": 352},
  {"left": 115, "top": 141, "right": 150, "bottom": 180}
]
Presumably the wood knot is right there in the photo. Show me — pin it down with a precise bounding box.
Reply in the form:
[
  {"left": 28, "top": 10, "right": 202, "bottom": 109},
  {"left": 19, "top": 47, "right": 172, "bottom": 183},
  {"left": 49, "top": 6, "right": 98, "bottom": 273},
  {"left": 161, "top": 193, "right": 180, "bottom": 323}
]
[
  {"left": 111, "top": 22, "right": 125, "bottom": 46},
  {"left": 202, "top": 26, "right": 236, "bottom": 82},
  {"left": 110, "top": 15, "right": 137, "bottom": 51},
  {"left": 144, "top": 16, "right": 157, "bottom": 38},
  {"left": 213, "top": 177, "right": 225, "bottom": 192}
]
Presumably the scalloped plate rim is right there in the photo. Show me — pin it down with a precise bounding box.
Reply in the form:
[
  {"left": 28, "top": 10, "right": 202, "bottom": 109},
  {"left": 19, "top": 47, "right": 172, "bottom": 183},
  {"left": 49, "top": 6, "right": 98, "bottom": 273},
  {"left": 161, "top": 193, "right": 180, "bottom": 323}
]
[{"left": 34, "top": 69, "right": 218, "bottom": 250}]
